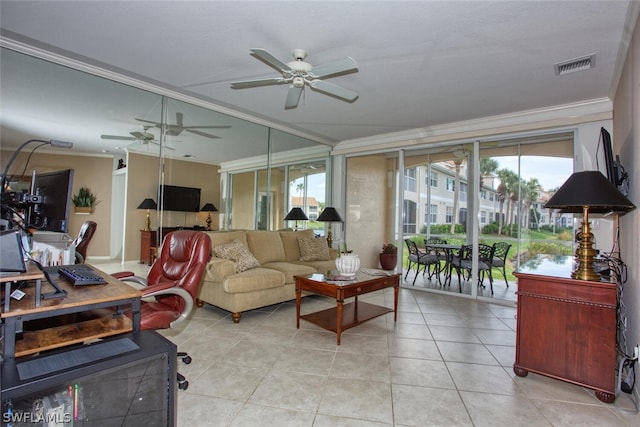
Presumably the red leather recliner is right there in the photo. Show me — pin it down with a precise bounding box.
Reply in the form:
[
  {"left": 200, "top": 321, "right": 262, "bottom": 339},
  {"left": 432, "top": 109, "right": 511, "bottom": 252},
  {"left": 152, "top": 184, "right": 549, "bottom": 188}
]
[
  {"left": 113, "top": 230, "right": 211, "bottom": 390},
  {"left": 73, "top": 221, "right": 97, "bottom": 263}
]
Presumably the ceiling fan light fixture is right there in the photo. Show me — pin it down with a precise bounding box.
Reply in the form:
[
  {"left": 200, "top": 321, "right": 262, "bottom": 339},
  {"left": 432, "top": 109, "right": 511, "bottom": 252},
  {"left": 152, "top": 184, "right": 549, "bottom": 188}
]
[{"left": 292, "top": 77, "right": 305, "bottom": 88}]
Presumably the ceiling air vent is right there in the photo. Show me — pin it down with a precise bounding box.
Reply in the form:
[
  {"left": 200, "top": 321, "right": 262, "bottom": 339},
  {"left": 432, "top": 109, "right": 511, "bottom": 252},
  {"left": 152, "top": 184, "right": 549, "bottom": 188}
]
[{"left": 554, "top": 54, "right": 596, "bottom": 76}]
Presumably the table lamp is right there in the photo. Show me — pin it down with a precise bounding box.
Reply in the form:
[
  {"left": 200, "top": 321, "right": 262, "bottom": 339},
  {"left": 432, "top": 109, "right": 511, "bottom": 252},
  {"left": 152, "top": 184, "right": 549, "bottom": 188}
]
[
  {"left": 317, "top": 207, "right": 343, "bottom": 248},
  {"left": 544, "top": 171, "right": 635, "bottom": 281},
  {"left": 201, "top": 203, "right": 218, "bottom": 230},
  {"left": 284, "top": 207, "right": 308, "bottom": 231},
  {"left": 137, "top": 198, "right": 157, "bottom": 231}
]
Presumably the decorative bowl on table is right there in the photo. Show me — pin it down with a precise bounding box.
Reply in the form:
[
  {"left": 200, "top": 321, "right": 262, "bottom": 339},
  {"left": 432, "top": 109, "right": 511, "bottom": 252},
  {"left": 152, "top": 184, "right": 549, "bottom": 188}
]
[{"left": 336, "top": 254, "right": 360, "bottom": 278}]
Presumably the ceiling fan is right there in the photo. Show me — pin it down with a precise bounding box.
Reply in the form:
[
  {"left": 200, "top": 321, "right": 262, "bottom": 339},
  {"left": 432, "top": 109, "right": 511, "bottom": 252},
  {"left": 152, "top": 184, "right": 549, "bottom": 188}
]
[
  {"left": 101, "top": 126, "right": 176, "bottom": 151},
  {"left": 135, "top": 112, "right": 230, "bottom": 139},
  {"left": 230, "top": 48, "right": 359, "bottom": 109},
  {"left": 101, "top": 125, "right": 155, "bottom": 142}
]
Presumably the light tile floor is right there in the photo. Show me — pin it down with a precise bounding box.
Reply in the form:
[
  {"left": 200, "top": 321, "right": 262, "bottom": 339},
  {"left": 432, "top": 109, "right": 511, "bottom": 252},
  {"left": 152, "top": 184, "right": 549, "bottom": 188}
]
[{"left": 93, "top": 260, "right": 639, "bottom": 426}]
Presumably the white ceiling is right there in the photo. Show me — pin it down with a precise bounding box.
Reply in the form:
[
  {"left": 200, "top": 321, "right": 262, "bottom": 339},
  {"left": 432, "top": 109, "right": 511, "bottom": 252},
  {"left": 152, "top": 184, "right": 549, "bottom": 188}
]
[{"left": 0, "top": 1, "right": 636, "bottom": 164}]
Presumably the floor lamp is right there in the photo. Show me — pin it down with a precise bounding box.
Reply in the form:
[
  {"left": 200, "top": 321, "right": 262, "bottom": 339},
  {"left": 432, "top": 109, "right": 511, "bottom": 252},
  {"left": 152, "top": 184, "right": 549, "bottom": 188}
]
[{"left": 545, "top": 171, "right": 635, "bottom": 281}]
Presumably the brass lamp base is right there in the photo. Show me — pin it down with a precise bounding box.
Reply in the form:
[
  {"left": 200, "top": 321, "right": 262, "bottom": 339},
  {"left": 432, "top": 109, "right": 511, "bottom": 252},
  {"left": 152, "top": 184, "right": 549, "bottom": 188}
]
[
  {"left": 571, "top": 206, "right": 601, "bottom": 282},
  {"left": 326, "top": 228, "right": 333, "bottom": 248},
  {"left": 206, "top": 213, "right": 212, "bottom": 231},
  {"left": 144, "top": 210, "right": 151, "bottom": 232}
]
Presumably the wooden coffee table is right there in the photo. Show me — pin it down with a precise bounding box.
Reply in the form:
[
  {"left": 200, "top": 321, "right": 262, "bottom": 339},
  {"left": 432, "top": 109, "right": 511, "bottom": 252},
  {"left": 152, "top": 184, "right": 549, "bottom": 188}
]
[{"left": 295, "top": 271, "right": 399, "bottom": 344}]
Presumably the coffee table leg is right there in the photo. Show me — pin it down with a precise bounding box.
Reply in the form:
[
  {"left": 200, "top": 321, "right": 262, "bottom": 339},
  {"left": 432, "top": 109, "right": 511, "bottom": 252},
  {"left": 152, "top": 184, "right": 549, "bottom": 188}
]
[
  {"left": 393, "top": 284, "right": 398, "bottom": 322},
  {"left": 336, "top": 298, "right": 343, "bottom": 345},
  {"left": 295, "top": 283, "right": 301, "bottom": 329}
]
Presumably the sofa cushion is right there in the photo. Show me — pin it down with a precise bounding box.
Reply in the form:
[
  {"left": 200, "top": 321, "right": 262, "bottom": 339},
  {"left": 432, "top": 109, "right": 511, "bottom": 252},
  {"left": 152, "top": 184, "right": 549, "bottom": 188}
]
[
  {"left": 223, "top": 268, "right": 285, "bottom": 293},
  {"left": 279, "top": 229, "right": 315, "bottom": 262},
  {"left": 298, "top": 237, "right": 330, "bottom": 261},
  {"left": 212, "top": 239, "right": 260, "bottom": 272},
  {"left": 206, "top": 258, "right": 236, "bottom": 282},
  {"left": 206, "top": 230, "right": 248, "bottom": 248},
  {"left": 261, "top": 261, "right": 316, "bottom": 283},
  {"left": 246, "top": 230, "right": 285, "bottom": 264}
]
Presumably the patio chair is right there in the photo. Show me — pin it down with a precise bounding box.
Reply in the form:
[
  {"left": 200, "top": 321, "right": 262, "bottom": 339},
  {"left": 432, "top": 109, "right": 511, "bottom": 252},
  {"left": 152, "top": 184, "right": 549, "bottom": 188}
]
[{"left": 490, "top": 241, "right": 512, "bottom": 287}]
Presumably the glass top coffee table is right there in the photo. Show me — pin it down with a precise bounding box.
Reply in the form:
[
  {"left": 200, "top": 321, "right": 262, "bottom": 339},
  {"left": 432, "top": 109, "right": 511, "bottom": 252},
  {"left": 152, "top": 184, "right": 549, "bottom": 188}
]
[{"left": 295, "top": 270, "right": 399, "bottom": 345}]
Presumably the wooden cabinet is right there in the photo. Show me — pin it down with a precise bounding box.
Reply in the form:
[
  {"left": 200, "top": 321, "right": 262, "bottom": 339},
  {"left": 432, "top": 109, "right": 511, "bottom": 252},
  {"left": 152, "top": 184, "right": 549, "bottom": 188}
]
[
  {"left": 140, "top": 230, "right": 157, "bottom": 265},
  {"left": 514, "top": 264, "right": 617, "bottom": 403}
]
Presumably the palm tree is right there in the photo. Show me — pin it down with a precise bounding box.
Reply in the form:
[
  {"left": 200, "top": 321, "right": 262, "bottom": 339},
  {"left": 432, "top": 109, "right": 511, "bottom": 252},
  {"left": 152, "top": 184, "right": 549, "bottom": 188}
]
[
  {"left": 495, "top": 168, "right": 515, "bottom": 235},
  {"left": 479, "top": 157, "right": 499, "bottom": 190},
  {"left": 522, "top": 178, "right": 541, "bottom": 230},
  {"left": 450, "top": 159, "right": 464, "bottom": 234}
]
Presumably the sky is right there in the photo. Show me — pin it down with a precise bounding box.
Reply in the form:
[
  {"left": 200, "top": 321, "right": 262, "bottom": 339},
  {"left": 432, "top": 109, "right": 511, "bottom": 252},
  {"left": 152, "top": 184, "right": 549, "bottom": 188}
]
[{"left": 495, "top": 156, "right": 573, "bottom": 192}]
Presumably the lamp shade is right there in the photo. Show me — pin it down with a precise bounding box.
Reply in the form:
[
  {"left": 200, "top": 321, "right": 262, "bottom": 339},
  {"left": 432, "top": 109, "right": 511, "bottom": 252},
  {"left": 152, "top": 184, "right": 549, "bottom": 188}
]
[
  {"left": 137, "top": 198, "right": 157, "bottom": 210},
  {"left": 317, "top": 207, "right": 343, "bottom": 222},
  {"left": 201, "top": 203, "right": 218, "bottom": 212},
  {"left": 284, "top": 207, "right": 308, "bottom": 221},
  {"left": 545, "top": 171, "right": 635, "bottom": 214}
]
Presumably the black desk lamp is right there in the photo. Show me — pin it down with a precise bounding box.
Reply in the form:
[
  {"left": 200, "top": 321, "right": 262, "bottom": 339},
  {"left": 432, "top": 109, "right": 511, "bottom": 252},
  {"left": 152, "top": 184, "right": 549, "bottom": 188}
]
[
  {"left": 545, "top": 171, "right": 635, "bottom": 281},
  {"left": 137, "top": 198, "right": 157, "bottom": 232},
  {"left": 317, "top": 207, "right": 343, "bottom": 248},
  {"left": 201, "top": 203, "right": 218, "bottom": 230},
  {"left": 284, "top": 207, "right": 308, "bottom": 231}
]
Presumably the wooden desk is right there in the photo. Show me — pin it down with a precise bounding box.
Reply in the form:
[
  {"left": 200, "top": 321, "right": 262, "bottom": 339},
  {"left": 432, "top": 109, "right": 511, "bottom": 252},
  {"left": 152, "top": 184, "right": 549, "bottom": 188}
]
[
  {"left": 1, "top": 263, "right": 141, "bottom": 360},
  {"left": 514, "top": 255, "right": 617, "bottom": 403},
  {"left": 1, "top": 263, "right": 45, "bottom": 311}
]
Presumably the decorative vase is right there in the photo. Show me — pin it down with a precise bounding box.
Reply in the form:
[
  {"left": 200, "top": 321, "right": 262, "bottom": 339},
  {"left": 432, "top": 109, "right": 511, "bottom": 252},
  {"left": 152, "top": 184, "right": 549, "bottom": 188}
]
[
  {"left": 379, "top": 253, "right": 397, "bottom": 270},
  {"left": 336, "top": 254, "right": 360, "bottom": 277}
]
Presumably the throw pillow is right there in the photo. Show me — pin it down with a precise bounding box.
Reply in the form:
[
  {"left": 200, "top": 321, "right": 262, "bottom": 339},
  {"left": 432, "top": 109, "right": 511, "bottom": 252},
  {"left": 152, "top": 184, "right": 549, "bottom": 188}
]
[
  {"left": 213, "top": 239, "right": 260, "bottom": 272},
  {"left": 298, "top": 237, "right": 330, "bottom": 261}
]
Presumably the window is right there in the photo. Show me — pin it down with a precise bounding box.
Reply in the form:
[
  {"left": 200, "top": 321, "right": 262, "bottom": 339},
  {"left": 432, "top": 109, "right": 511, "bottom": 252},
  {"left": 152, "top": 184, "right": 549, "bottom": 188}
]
[
  {"left": 403, "top": 199, "right": 417, "bottom": 233},
  {"left": 430, "top": 170, "right": 438, "bottom": 188},
  {"left": 405, "top": 167, "right": 417, "bottom": 192},
  {"left": 459, "top": 182, "right": 467, "bottom": 200},
  {"left": 446, "top": 177, "right": 455, "bottom": 192},
  {"left": 480, "top": 210, "right": 487, "bottom": 224},
  {"left": 480, "top": 189, "right": 487, "bottom": 199},
  {"left": 445, "top": 206, "right": 453, "bottom": 224},
  {"left": 430, "top": 204, "right": 437, "bottom": 223}
]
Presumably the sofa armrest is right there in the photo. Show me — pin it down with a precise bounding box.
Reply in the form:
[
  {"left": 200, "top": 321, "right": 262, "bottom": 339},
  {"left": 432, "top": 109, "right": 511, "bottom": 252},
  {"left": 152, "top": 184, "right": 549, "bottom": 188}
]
[
  {"left": 206, "top": 257, "right": 236, "bottom": 282},
  {"left": 329, "top": 248, "right": 339, "bottom": 260}
]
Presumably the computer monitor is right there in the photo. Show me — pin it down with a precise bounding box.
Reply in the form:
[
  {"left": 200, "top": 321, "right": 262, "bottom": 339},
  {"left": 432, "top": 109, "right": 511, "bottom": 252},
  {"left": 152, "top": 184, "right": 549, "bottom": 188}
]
[{"left": 30, "top": 169, "right": 74, "bottom": 233}]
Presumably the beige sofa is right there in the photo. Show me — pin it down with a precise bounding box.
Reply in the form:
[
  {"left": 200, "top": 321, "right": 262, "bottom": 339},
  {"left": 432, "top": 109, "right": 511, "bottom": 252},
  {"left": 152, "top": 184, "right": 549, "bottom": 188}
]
[{"left": 197, "top": 229, "right": 336, "bottom": 322}]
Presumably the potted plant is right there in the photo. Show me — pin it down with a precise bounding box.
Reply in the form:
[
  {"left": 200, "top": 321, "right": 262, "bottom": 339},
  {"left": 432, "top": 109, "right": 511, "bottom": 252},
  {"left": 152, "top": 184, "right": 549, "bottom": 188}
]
[
  {"left": 72, "top": 187, "right": 97, "bottom": 214},
  {"left": 335, "top": 242, "right": 360, "bottom": 277},
  {"left": 379, "top": 243, "right": 398, "bottom": 270}
]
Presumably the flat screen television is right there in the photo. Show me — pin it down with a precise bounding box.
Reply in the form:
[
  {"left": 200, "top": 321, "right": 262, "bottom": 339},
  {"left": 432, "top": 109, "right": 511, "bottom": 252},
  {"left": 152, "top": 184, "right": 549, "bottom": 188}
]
[
  {"left": 160, "top": 184, "right": 201, "bottom": 212},
  {"left": 30, "top": 169, "right": 74, "bottom": 233},
  {"left": 600, "top": 127, "right": 620, "bottom": 187}
]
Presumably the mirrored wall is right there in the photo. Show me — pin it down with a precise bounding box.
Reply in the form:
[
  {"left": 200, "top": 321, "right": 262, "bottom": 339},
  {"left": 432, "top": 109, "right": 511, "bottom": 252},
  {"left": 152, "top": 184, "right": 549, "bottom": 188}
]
[{"left": 0, "top": 46, "right": 330, "bottom": 262}]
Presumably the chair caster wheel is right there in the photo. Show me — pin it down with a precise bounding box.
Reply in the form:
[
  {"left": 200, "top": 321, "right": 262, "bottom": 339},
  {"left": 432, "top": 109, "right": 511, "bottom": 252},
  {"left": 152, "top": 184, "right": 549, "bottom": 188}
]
[
  {"left": 178, "top": 380, "right": 189, "bottom": 390},
  {"left": 182, "top": 355, "right": 192, "bottom": 364}
]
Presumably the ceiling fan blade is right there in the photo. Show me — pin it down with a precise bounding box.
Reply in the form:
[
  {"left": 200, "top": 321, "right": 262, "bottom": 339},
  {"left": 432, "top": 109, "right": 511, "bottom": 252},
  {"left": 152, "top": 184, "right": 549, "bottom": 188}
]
[
  {"left": 250, "top": 48, "right": 293, "bottom": 73},
  {"left": 231, "top": 77, "right": 287, "bottom": 89},
  {"left": 285, "top": 86, "right": 303, "bottom": 109},
  {"left": 311, "top": 57, "right": 358, "bottom": 78},
  {"left": 150, "top": 141, "right": 175, "bottom": 151},
  {"left": 101, "top": 134, "right": 136, "bottom": 141},
  {"left": 309, "top": 80, "right": 359, "bottom": 102},
  {"left": 185, "top": 129, "right": 221, "bottom": 139},
  {"left": 135, "top": 118, "right": 160, "bottom": 126},
  {"left": 181, "top": 125, "right": 231, "bottom": 130},
  {"left": 130, "top": 131, "right": 154, "bottom": 140}
]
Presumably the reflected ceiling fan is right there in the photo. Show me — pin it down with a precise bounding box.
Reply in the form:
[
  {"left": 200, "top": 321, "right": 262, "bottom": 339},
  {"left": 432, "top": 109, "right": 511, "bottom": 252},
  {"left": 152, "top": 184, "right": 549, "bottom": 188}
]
[
  {"left": 135, "top": 112, "right": 230, "bottom": 139},
  {"left": 230, "top": 48, "right": 359, "bottom": 109},
  {"left": 101, "top": 126, "right": 176, "bottom": 151}
]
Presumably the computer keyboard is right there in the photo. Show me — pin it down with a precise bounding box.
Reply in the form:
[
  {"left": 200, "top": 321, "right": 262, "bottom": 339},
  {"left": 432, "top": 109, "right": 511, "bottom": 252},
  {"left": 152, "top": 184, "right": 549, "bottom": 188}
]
[{"left": 58, "top": 264, "right": 107, "bottom": 285}]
